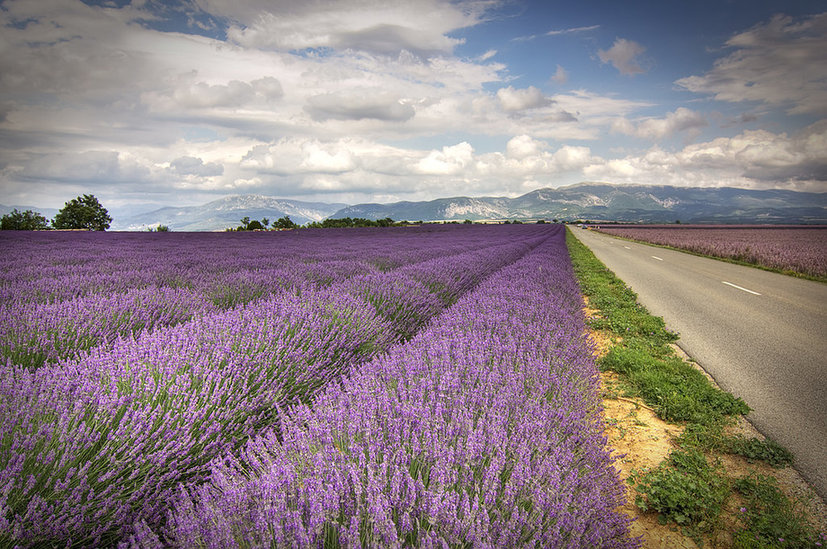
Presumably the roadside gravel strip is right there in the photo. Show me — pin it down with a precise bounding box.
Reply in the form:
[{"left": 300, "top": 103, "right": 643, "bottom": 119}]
[{"left": 571, "top": 227, "right": 827, "bottom": 501}]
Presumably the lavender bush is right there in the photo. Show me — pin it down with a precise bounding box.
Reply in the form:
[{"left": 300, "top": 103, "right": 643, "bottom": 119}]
[
  {"left": 165, "top": 228, "right": 636, "bottom": 548},
  {"left": 0, "top": 287, "right": 214, "bottom": 369},
  {"left": 594, "top": 225, "right": 827, "bottom": 279},
  {"left": 1, "top": 226, "right": 561, "bottom": 546},
  {"left": 1, "top": 227, "right": 543, "bottom": 368},
  {"left": 0, "top": 227, "right": 525, "bottom": 305}
]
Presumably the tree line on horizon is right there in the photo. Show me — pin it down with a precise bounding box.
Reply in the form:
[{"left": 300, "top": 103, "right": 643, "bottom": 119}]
[{"left": 3, "top": 194, "right": 577, "bottom": 232}]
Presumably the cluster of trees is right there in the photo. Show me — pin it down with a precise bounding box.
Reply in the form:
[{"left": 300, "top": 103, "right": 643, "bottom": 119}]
[
  {"left": 233, "top": 216, "right": 404, "bottom": 230},
  {"left": 232, "top": 215, "right": 299, "bottom": 231},
  {"left": 305, "top": 217, "right": 399, "bottom": 228},
  {"left": 1, "top": 195, "right": 112, "bottom": 231}
]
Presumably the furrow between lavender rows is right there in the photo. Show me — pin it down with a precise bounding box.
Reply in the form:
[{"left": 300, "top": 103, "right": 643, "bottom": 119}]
[
  {"left": 0, "top": 226, "right": 548, "bottom": 370},
  {"left": 0, "top": 228, "right": 551, "bottom": 547},
  {"left": 160, "top": 225, "right": 636, "bottom": 548}
]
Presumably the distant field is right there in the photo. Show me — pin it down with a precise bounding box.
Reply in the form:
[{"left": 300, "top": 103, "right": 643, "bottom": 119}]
[{"left": 593, "top": 225, "right": 827, "bottom": 279}]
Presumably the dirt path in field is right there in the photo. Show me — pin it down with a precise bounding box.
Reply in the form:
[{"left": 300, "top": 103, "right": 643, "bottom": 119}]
[{"left": 585, "top": 308, "right": 827, "bottom": 548}]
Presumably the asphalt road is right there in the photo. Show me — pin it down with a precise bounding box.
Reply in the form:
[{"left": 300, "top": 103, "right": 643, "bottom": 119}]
[{"left": 571, "top": 227, "right": 827, "bottom": 500}]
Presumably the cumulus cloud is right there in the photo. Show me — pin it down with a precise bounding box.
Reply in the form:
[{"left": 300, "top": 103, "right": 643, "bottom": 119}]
[
  {"left": 231, "top": 135, "right": 602, "bottom": 202},
  {"left": 612, "top": 108, "right": 708, "bottom": 140},
  {"left": 551, "top": 145, "right": 593, "bottom": 171},
  {"left": 496, "top": 86, "right": 550, "bottom": 112},
  {"left": 598, "top": 38, "right": 648, "bottom": 76},
  {"left": 506, "top": 135, "right": 545, "bottom": 159},
  {"left": 239, "top": 138, "right": 390, "bottom": 176},
  {"left": 675, "top": 13, "right": 827, "bottom": 115},
  {"left": 416, "top": 142, "right": 474, "bottom": 175},
  {"left": 584, "top": 121, "right": 827, "bottom": 190},
  {"left": 169, "top": 156, "right": 224, "bottom": 177}
]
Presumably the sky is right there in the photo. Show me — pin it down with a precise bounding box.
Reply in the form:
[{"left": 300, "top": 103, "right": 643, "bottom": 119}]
[{"left": 1, "top": 0, "right": 826, "bottom": 213}]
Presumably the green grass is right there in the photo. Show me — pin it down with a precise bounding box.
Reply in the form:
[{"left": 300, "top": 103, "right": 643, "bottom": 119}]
[
  {"left": 679, "top": 423, "right": 794, "bottom": 468},
  {"left": 566, "top": 227, "right": 821, "bottom": 545}
]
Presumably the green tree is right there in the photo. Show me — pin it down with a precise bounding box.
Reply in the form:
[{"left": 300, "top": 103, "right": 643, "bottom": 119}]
[
  {"left": 52, "top": 194, "right": 112, "bottom": 231},
  {"left": 1, "top": 209, "right": 49, "bottom": 230},
  {"left": 275, "top": 216, "right": 297, "bottom": 229},
  {"left": 246, "top": 220, "right": 264, "bottom": 231}
]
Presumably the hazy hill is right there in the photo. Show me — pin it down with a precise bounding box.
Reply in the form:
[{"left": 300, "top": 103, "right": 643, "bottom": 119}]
[
  {"left": 111, "top": 195, "right": 348, "bottom": 231},
  {"left": 0, "top": 204, "right": 59, "bottom": 220}
]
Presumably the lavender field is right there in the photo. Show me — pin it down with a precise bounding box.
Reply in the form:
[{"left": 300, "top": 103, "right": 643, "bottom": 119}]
[
  {"left": 0, "top": 226, "right": 635, "bottom": 548},
  {"left": 593, "top": 225, "right": 827, "bottom": 279}
]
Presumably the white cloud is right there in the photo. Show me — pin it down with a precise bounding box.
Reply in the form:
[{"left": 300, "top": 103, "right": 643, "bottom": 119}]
[
  {"left": 169, "top": 156, "right": 224, "bottom": 177},
  {"left": 612, "top": 108, "right": 708, "bottom": 140},
  {"left": 675, "top": 13, "right": 827, "bottom": 115},
  {"left": 478, "top": 50, "right": 497, "bottom": 62},
  {"left": 584, "top": 122, "right": 827, "bottom": 190},
  {"left": 546, "top": 25, "right": 600, "bottom": 36},
  {"left": 551, "top": 145, "right": 593, "bottom": 171},
  {"left": 506, "top": 135, "right": 545, "bottom": 159},
  {"left": 598, "top": 38, "right": 648, "bottom": 76},
  {"left": 300, "top": 143, "right": 356, "bottom": 173},
  {"left": 416, "top": 142, "right": 474, "bottom": 175},
  {"left": 496, "top": 86, "right": 549, "bottom": 112},
  {"left": 550, "top": 65, "right": 568, "bottom": 85},
  {"left": 212, "top": 0, "right": 485, "bottom": 56}
]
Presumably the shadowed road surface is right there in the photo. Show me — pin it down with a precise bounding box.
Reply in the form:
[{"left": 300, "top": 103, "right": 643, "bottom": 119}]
[{"left": 571, "top": 228, "right": 827, "bottom": 500}]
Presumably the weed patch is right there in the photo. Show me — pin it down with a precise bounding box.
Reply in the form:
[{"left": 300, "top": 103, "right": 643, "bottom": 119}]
[
  {"left": 630, "top": 448, "right": 729, "bottom": 542},
  {"left": 734, "top": 475, "right": 824, "bottom": 548}
]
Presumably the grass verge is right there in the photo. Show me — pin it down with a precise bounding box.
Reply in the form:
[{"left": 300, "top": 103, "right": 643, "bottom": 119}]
[{"left": 567, "top": 227, "right": 824, "bottom": 547}]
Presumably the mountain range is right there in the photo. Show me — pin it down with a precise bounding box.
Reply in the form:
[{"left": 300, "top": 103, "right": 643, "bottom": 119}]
[
  {"left": 4, "top": 183, "right": 825, "bottom": 231},
  {"left": 331, "top": 183, "right": 826, "bottom": 225}
]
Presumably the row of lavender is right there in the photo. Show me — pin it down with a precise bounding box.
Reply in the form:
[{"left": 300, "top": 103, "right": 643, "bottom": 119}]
[
  {"left": 159, "top": 226, "right": 635, "bottom": 547},
  {"left": 593, "top": 225, "right": 827, "bottom": 279},
  {"left": 1, "top": 226, "right": 527, "bottom": 305},
  {"left": 1, "top": 226, "right": 553, "bottom": 546},
  {"left": 1, "top": 226, "right": 545, "bottom": 369}
]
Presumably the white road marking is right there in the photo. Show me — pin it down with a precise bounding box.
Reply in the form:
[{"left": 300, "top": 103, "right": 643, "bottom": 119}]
[
  {"left": 651, "top": 256, "right": 663, "bottom": 261},
  {"left": 624, "top": 246, "right": 631, "bottom": 249},
  {"left": 722, "top": 281, "right": 762, "bottom": 295}
]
